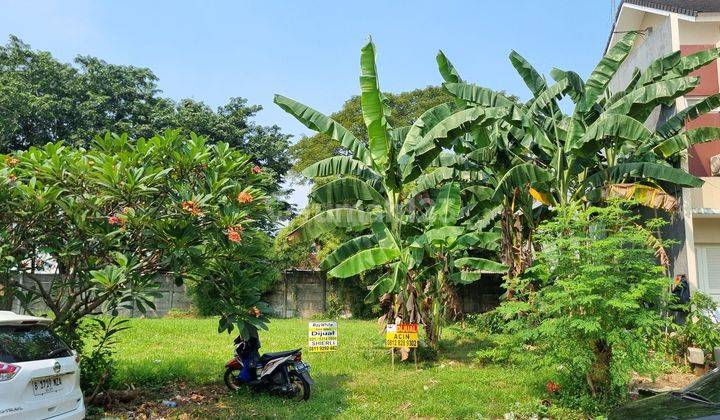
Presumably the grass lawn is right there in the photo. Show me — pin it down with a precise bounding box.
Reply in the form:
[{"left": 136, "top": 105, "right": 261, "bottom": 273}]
[{"left": 111, "top": 317, "right": 582, "bottom": 419}]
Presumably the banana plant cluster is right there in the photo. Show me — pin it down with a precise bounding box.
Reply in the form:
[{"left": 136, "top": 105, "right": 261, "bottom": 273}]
[
  {"left": 276, "top": 35, "right": 720, "bottom": 348},
  {"left": 435, "top": 32, "right": 720, "bottom": 277},
  {"left": 275, "top": 41, "right": 510, "bottom": 348}
]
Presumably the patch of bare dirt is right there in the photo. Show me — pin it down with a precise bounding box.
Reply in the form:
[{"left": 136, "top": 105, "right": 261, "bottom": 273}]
[
  {"left": 88, "top": 382, "right": 229, "bottom": 419},
  {"left": 632, "top": 371, "right": 699, "bottom": 393}
]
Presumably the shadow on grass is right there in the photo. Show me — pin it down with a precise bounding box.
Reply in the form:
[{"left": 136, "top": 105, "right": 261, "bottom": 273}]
[
  {"left": 226, "top": 373, "right": 352, "bottom": 418},
  {"left": 437, "top": 327, "right": 495, "bottom": 363}
]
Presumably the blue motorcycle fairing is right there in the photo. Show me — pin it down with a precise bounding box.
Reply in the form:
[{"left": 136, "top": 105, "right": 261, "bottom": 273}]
[{"left": 238, "top": 355, "right": 255, "bottom": 383}]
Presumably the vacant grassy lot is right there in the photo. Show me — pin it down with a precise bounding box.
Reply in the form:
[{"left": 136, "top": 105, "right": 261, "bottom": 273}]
[{"left": 111, "top": 317, "right": 581, "bottom": 419}]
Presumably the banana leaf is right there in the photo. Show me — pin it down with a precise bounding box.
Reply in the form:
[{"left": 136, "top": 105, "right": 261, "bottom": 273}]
[
  {"left": 568, "top": 114, "right": 651, "bottom": 156},
  {"left": 302, "top": 156, "right": 379, "bottom": 180},
  {"left": 449, "top": 271, "right": 482, "bottom": 285},
  {"left": 454, "top": 231, "right": 501, "bottom": 251},
  {"left": 606, "top": 76, "right": 699, "bottom": 120},
  {"left": 364, "top": 275, "right": 395, "bottom": 303},
  {"left": 443, "top": 83, "right": 516, "bottom": 108},
  {"left": 453, "top": 257, "right": 508, "bottom": 273},
  {"left": 430, "top": 152, "right": 471, "bottom": 169},
  {"left": 414, "top": 226, "right": 466, "bottom": 245},
  {"left": 328, "top": 247, "right": 400, "bottom": 278},
  {"left": 360, "top": 41, "right": 391, "bottom": 169},
  {"left": 509, "top": 50, "right": 547, "bottom": 98},
  {"left": 463, "top": 185, "right": 494, "bottom": 201},
  {"left": 583, "top": 162, "right": 704, "bottom": 192},
  {"left": 636, "top": 51, "right": 681, "bottom": 86},
  {"left": 470, "top": 204, "right": 504, "bottom": 231},
  {"left": 602, "top": 183, "right": 678, "bottom": 212},
  {"left": 407, "top": 167, "right": 455, "bottom": 199},
  {"left": 413, "top": 107, "right": 510, "bottom": 160},
  {"left": 654, "top": 127, "right": 720, "bottom": 158},
  {"left": 676, "top": 47, "right": 720, "bottom": 76},
  {"left": 319, "top": 235, "right": 378, "bottom": 270},
  {"left": 436, "top": 50, "right": 463, "bottom": 83},
  {"left": 385, "top": 126, "right": 409, "bottom": 190},
  {"left": 491, "top": 163, "right": 551, "bottom": 201},
  {"left": 291, "top": 208, "right": 377, "bottom": 240},
  {"left": 431, "top": 182, "right": 461, "bottom": 227},
  {"left": 578, "top": 31, "right": 639, "bottom": 113},
  {"left": 550, "top": 68, "right": 585, "bottom": 103},
  {"left": 309, "top": 177, "right": 384, "bottom": 205},
  {"left": 274, "top": 94, "right": 372, "bottom": 166},
  {"left": 371, "top": 221, "right": 400, "bottom": 250},
  {"left": 528, "top": 78, "right": 570, "bottom": 116},
  {"left": 398, "top": 102, "right": 456, "bottom": 164},
  {"left": 656, "top": 93, "right": 720, "bottom": 139}
]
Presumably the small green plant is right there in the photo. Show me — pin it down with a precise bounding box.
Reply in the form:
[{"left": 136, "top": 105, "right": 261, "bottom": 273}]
[
  {"left": 73, "top": 317, "right": 130, "bottom": 399},
  {"left": 674, "top": 292, "right": 720, "bottom": 362},
  {"left": 324, "top": 290, "right": 345, "bottom": 319}
]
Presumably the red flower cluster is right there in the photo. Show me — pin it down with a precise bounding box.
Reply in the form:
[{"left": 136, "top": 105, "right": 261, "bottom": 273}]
[
  {"left": 227, "top": 225, "right": 244, "bottom": 243},
  {"left": 252, "top": 165, "right": 262, "bottom": 174},
  {"left": 181, "top": 200, "right": 203, "bottom": 216},
  {"left": 108, "top": 215, "right": 122, "bottom": 226},
  {"left": 546, "top": 381, "right": 561, "bottom": 393},
  {"left": 237, "top": 191, "right": 253, "bottom": 204}
]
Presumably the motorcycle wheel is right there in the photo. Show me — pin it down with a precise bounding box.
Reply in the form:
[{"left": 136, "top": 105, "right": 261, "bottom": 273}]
[
  {"left": 288, "top": 371, "right": 310, "bottom": 401},
  {"left": 224, "top": 367, "right": 242, "bottom": 391}
]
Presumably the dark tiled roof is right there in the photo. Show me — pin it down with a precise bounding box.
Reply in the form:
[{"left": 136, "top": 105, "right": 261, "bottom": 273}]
[
  {"left": 623, "top": 0, "right": 720, "bottom": 17},
  {"left": 606, "top": 0, "right": 720, "bottom": 52}
]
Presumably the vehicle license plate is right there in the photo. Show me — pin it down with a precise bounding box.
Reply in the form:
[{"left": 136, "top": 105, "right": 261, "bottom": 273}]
[{"left": 32, "top": 376, "right": 62, "bottom": 396}]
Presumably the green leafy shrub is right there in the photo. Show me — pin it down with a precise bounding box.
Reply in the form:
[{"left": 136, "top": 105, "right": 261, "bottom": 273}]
[
  {"left": 480, "top": 203, "right": 670, "bottom": 411},
  {"left": 671, "top": 292, "right": 720, "bottom": 362}
]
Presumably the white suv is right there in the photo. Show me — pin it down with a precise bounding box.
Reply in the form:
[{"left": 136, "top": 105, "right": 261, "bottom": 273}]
[{"left": 0, "top": 311, "right": 85, "bottom": 419}]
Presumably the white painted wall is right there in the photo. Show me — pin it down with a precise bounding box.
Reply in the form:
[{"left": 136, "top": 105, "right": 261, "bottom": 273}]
[
  {"left": 678, "top": 21, "right": 720, "bottom": 45},
  {"left": 609, "top": 13, "right": 671, "bottom": 95}
]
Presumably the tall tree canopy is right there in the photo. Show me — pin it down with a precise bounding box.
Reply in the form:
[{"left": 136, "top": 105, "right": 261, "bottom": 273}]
[{"left": 0, "top": 36, "right": 292, "bottom": 184}]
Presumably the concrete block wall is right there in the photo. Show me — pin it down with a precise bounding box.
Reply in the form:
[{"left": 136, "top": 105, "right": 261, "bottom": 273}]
[
  {"left": 10, "top": 270, "right": 502, "bottom": 319},
  {"left": 10, "top": 273, "right": 192, "bottom": 317}
]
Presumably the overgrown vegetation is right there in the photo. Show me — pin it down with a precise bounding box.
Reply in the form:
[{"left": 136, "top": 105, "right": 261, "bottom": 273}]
[
  {"left": 3, "top": 25, "right": 720, "bottom": 416},
  {"left": 478, "top": 203, "right": 671, "bottom": 412}
]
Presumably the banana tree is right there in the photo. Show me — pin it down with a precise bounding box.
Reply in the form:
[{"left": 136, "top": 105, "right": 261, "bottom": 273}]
[
  {"left": 407, "top": 181, "right": 506, "bottom": 345},
  {"left": 436, "top": 33, "right": 720, "bottom": 277},
  {"left": 275, "top": 40, "right": 508, "bottom": 347}
]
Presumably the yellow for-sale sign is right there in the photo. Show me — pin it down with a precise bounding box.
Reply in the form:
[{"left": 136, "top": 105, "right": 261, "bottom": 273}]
[
  {"left": 308, "top": 321, "right": 338, "bottom": 352},
  {"left": 385, "top": 323, "right": 418, "bottom": 348}
]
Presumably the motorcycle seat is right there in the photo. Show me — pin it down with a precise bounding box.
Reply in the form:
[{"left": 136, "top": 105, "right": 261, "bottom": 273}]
[{"left": 259, "top": 349, "right": 301, "bottom": 362}]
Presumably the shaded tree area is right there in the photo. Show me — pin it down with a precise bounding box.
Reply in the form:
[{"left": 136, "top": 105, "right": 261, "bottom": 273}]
[{"left": 0, "top": 36, "right": 292, "bottom": 188}]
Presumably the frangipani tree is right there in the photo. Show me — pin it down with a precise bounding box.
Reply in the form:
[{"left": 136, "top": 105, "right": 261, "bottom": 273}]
[
  {"left": 0, "top": 131, "right": 273, "bottom": 340},
  {"left": 275, "top": 40, "right": 508, "bottom": 348}
]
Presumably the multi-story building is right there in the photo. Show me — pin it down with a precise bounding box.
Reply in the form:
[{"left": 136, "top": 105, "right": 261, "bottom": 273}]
[{"left": 609, "top": 0, "right": 720, "bottom": 300}]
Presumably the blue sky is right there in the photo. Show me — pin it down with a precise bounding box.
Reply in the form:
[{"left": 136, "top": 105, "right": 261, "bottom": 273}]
[{"left": 2, "top": 0, "right": 614, "bottom": 208}]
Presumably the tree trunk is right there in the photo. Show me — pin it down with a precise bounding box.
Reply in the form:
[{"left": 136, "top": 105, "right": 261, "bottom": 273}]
[{"left": 0, "top": 275, "right": 12, "bottom": 310}]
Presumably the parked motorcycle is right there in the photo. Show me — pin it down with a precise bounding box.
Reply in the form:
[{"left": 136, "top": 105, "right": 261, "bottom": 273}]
[{"left": 223, "top": 334, "right": 313, "bottom": 401}]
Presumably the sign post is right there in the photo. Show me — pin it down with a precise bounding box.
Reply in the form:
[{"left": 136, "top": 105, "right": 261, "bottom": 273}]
[
  {"left": 308, "top": 321, "right": 338, "bottom": 352},
  {"left": 385, "top": 323, "right": 419, "bottom": 369}
]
